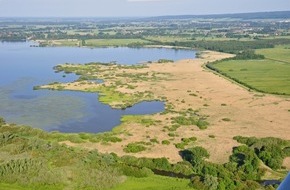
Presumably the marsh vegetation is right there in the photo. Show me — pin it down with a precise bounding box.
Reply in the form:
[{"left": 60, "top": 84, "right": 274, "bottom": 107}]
[{"left": 1, "top": 11, "right": 290, "bottom": 190}]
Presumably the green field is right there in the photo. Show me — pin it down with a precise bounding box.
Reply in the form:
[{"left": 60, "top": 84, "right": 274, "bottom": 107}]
[
  {"left": 145, "top": 36, "right": 192, "bottom": 43},
  {"left": 208, "top": 45, "right": 290, "bottom": 95},
  {"left": 0, "top": 184, "right": 62, "bottom": 190},
  {"left": 210, "top": 59, "right": 290, "bottom": 95},
  {"left": 0, "top": 184, "right": 28, "bottom": 190},
  {"left": 0, "top": 176, "right": 193, "bottom": 190},
  {"left": 110, "top": 176, "right": 193, "bottom": 190},
  {"left": 256, "top": 45, "right": 290, "bottom": 63}
]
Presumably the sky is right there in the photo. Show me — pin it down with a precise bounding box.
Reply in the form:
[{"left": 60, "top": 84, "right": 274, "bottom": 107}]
[{"left": 0, "top": 0, "right": 289, "bottom": 17}]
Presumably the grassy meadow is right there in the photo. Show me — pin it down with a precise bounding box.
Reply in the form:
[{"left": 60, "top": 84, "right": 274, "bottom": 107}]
[
  {"left": 256, "top": 45, "right": 290, "bottom": 63},
  {"left": 208, "top": 46, "right": 290, "bottom": 95},
  {"left": 0, "top": 175, "right": 193, "bottom": 190},
  {"left": 210, "top": 59, "right": 290, "bottom": 95},
  {"left": 110, "top": 176, "right": 193, "bottom": 190}
]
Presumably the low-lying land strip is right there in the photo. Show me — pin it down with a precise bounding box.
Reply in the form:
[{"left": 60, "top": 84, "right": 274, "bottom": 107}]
[{"left": 37, "top": 38, "right": 153, "bottom": 47}]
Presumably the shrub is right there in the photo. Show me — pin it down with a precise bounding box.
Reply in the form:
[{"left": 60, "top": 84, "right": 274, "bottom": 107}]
[
  {"left": 196, "top": 119, "right": 209, "bottom": 130},
  {"left": 175, "top": 143, "right": 185, "bottom": 149},
  {"left": 123, "top": 143, "right": 146, "bottom": 153},
  {"left": 189, "top": 93, "right": 197, "bottom": 96},
  {"left": 162, "top": 140, "right": 170, "bottom": 145},
  {"left": 33, "top": 86, "right": 41, "bottom": 90},
  {"left": 222, "top": 118, "right": 231, "bottom": 122},
  {"left": 283, "top": 147, "right": 290, "bottom": 156},
  {"left": 102, "top": 136, "right": 122, "bottom": 143},
  {"left": 150, "top": 138, "right": 159, "bottom": 144},
  {"left": 67, "top": 135, "right": 85, "bottom": 143},
  {"left": 168, "top": 132, "right": 177, "bottom": 137},
  {"left": 120, "top": 165, "right": 153, "bottom": 178},
  {"left": 172, "top": 116, "right": 209, "bottom": 130},
  {"left": 172, "top": 161, "right": 194, "bottom": 175},
  {"left": 208, "top": 135, "right": 215, "bottom": 138},
  {"left": 166, "top": 124, "right": 180, "bottom": 131},
  {"left": 157, "top": 59, "right": 174, "bottom": 63}
]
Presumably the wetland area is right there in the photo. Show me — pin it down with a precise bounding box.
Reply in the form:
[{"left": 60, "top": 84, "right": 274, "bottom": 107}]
[
  {"left": 1, "top": 11, "right": 290, "bottom": 190},
  {"left": 0, "top": 41, "right": 196, "bottom": 132}
]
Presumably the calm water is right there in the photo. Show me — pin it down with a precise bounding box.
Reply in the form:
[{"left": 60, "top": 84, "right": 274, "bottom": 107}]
[{"left": 0, "top": 42, "right": 196, "bottom": 133}]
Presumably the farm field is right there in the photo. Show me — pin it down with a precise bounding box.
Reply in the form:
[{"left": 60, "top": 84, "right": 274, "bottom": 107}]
[
  {"left": 209, "top": 59, "right": 290, "bottom": 95},
  {"left": 145, "top": 36, "right": 192, "bottom": 43},
  {"left": 208, "top": 46, "right": 290, "bottom": 95},
  {"left": 256, "top": 45, "right": 290, "bottom": 63}
]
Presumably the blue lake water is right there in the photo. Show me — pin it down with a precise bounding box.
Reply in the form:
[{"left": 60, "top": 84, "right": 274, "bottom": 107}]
[{"left": 0, "top": 42, "right": 196, "bottom": 133}]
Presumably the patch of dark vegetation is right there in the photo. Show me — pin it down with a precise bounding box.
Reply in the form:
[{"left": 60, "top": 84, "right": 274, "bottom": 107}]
[
  {"left": 175, "top": 137, "right": 197, "bottom": 149},
  {"left": 189, "top": 93, "right": 198, "bottom": 97},
  {"left": 0, "top": 118, "right": 122, "bottom": 190},
  {"left": 181, "top": 146, "right": 267, "bottom": 190},
  {"left": 123, "top": 142, "right": 147, "bottom": 153},
  {"left": 234, "top": 136, "right": 290, "bottom": 170},
  {"left": 167, "top": 39, "right": 290, "bottom": 54},
  {"left": 161, "top": 140, "right": 170, "bottom": 145},
  {"left": 222, "top": 118, "right": 231, "bottom": 122},
  {"left": 233, "top": 50, "right": 265, "bottom": 60},
  {"left": 120, "top": 156, "right": 194, "bottom": 177},
  {"left": 33, "top": 85, "right": 41, "bottom": 90},
  {"left": 164, "top": 124, "right": 181, "bottom": 132},
  {"left": 157, "top": 59, "right": 174, "bottom": 63},
  {"left": 0, "top": 118, "right": 285, "bottom": 189},
  {"left": 171, "top": 115, "right": 209, "bottom": 130}
]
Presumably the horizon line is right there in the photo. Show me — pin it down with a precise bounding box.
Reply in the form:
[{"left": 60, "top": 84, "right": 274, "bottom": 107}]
[{"left": 0, "top": 10, "right": 289, "bottom": 19}]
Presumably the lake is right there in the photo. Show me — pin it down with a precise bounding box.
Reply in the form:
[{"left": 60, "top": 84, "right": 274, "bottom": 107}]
[{"left": 0, "top": 42, "right": 196, "bottom": 133}]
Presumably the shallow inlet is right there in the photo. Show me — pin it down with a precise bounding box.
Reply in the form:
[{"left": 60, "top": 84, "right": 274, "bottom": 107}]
[{"left": 0, "top": 42, "right": 196, "bottom": 133}]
